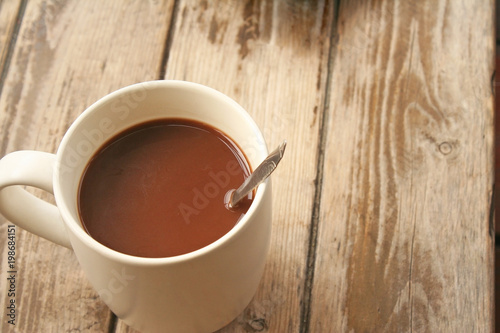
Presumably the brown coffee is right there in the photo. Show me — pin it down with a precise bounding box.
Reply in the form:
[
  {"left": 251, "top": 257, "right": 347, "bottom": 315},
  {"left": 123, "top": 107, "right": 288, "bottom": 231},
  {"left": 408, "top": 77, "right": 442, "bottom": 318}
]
[{"left": 78, "top": 118, "right": 253, "bottom": 258}]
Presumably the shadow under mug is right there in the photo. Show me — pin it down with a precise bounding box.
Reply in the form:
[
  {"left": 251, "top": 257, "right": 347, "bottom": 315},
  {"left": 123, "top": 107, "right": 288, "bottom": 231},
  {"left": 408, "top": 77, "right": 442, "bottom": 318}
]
[{"left": 0, "top": 80, "right": 272, "bottom": 333}]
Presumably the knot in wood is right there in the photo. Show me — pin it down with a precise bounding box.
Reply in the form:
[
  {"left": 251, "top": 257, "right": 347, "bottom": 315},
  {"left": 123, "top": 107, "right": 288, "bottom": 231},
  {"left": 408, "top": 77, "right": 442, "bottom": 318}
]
[
  {"left": 438, "top": 142, "right": 452, "bottom": 155},
  {"left": 247, "top": 318, "right": 267, "bottom": 331}
]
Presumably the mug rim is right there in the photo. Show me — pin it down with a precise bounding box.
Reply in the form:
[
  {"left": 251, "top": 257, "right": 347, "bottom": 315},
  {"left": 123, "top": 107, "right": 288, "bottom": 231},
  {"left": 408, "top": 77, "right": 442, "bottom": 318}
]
[{"left": 53, "top": 80, "right": 269, "bottom": 266}]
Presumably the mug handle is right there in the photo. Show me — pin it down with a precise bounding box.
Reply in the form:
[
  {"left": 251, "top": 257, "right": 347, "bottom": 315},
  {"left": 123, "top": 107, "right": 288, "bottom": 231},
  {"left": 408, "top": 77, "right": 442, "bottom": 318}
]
[{"left": 0, "top": 151, "right": 72, "bottom": 248}]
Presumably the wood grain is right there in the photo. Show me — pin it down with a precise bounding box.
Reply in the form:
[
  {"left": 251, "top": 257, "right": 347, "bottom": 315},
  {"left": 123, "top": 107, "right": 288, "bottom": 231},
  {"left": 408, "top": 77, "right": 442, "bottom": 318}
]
[
  {"left": 309, "top": 0, "right": 495, "bottom": 332},
  {"left": 0, "top": 0, "right": 23, "bottom": 82},
  {"left": 0, "top": 0, "right": 174, "bottom": 331}
]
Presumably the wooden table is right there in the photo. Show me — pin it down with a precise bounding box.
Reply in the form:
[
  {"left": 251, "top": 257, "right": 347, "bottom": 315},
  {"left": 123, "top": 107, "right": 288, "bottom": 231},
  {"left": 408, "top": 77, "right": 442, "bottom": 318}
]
[{"left": 0, "top": 1, "right": 494, "bottom": 332}]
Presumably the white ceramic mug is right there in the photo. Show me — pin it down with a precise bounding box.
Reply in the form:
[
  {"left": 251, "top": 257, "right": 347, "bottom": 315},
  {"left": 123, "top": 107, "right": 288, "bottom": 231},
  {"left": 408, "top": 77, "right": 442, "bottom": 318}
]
[{"left": 0, "top": 81, "right": 272, "bottom": 333}]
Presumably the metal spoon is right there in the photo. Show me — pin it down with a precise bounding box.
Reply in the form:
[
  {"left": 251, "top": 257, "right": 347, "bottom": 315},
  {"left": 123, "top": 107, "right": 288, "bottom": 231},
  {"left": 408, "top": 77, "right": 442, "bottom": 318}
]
[{"left": 227, "top": 140, "right": 287, "bottom": 209}]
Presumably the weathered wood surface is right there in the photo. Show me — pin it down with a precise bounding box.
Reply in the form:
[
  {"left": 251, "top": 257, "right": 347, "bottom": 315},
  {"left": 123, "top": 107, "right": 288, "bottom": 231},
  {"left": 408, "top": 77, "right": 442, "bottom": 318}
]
[
  {"left": 0, "top": 0, "right": 494, "bottom": 332},
  {"left": 310, "top": 1, "right": 495, "bottom": 332}
]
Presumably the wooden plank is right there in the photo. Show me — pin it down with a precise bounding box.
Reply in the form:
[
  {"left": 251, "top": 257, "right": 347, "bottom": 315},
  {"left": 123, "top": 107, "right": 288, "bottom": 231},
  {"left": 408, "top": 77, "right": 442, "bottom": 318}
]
[
  {"left": 114, "top": 0, "right": 335, "bottom": 332},
  {"left": 0, "top": 0, "right": 23, "bottom": 79},
  {"left": 310, "top": 0, "right": 495, "bottom": 332},
  {"left": 0, "top": 0, "right": 174, "bottom": 331}
]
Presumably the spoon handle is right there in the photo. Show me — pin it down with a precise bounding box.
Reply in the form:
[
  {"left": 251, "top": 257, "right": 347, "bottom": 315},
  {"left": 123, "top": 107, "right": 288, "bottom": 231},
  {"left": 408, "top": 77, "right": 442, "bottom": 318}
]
[{"left": 229, "top": 140, "right": 287, "bottom": 208}]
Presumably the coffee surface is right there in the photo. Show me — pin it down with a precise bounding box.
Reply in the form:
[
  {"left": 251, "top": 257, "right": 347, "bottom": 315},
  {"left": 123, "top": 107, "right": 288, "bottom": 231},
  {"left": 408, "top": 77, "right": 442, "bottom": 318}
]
[{"left": 78, "top": 119, "right": 252, "bottom": 258}]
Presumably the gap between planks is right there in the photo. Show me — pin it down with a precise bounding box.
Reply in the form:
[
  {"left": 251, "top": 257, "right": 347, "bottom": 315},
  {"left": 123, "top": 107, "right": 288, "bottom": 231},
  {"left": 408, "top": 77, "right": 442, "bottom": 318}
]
[
  {"left": 298, "top": 0, "right": 341, "bottom": 332},
  {"left": 157, "top": 0, "right": 181, "bottom": 80},
  {"left": 0, "top": 0, "right": 28, "bottom": 98}
]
